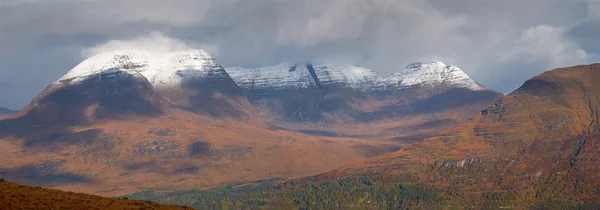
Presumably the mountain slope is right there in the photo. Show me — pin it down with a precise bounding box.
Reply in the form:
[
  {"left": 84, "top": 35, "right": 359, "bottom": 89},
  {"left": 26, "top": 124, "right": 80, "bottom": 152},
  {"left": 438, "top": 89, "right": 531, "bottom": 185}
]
[
  {"left": 135, "top": 63, "right": 600, "bottom": 209},
  {"left": 0, "top": 179, "right": 192, "bottom": 209},
  {"left": 0, "top": 50, "right": 404, "bottom": 197},
  {"left": 57, "top": 50, "right": 254, "bottom": 119},
  {"left": 226, "top": 61, "right": 502, "bottom": 141},
  {"left": 381, "top": 61, "right": 484, "bottom": 90},
  {"left": 318, "top": 63, "right": 600, "bottom": 207}
]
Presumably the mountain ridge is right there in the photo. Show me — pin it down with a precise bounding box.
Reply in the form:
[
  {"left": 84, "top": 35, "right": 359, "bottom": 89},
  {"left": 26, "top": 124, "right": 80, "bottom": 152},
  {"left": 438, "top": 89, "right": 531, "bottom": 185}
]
[
  {"left": 20, "top": 49, "right": 256, "bottom": 124},
  {"left": 226, "top": 61, "right": 486, "bottom": 92},
  {"left": 311, "top": 62, "right": 600, "bottom": 207},
  {"left": 126, "top": 63, "right": 600, "bottom": 209},
  {"left": 0, "top": 50, "right": 503, "bottom": 201}
]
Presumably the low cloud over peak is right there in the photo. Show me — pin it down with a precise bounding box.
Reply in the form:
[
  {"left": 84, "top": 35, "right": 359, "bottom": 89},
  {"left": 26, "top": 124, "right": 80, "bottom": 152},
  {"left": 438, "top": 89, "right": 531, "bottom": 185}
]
[{"left": 81, "top": 32, "right": 205, "bottom": 58}]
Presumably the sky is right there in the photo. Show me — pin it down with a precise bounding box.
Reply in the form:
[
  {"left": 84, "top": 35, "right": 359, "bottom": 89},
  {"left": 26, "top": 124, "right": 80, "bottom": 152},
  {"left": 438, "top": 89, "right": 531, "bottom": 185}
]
[{"left": 0, "top": 0, "right": 599, "bottom": 110}]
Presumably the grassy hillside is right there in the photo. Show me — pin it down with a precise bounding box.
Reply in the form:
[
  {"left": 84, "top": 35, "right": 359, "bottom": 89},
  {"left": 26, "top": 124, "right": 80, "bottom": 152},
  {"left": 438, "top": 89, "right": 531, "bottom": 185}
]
[
  {"left": 125, "top": 64, "right": 600, "bottom": 209},
  {"left": 0, "top": 178, "right": 192, "bottom": 210}
]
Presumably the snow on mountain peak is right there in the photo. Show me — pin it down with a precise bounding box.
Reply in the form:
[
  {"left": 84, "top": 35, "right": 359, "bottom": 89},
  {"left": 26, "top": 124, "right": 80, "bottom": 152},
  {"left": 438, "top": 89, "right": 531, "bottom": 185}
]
[
  {"left": 226, "top": 61, "right": 485, "bottom": 92},
  {"left": 386, "top": 61, "right": 484, "bottom": 90},
  {"left": 226, "top": 62, "right": 381, "bottom": 91},
  {"left": 310, "top": 63, "right": 380, "bottom": 89},
  {"left": 56, "top": 49, "right": 227, "bottom": 89},
  {"left": 59, "top": 53, "right": 486, "bottom": 93},
  {"left": 226, "top": 63, "right": 316, "bottom": 91}
]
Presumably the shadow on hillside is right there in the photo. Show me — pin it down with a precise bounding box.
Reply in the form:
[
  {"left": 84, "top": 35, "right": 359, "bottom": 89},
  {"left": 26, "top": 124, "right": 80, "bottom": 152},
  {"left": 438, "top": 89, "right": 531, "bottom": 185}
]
[
  {"left": 391, "top": 134, "right": 434, "bottom": 144},
  {"left": 0, "top": 71, "right": 168, "bottom": 151},
  {"left": 123, "top": 161, "right": 201, "bottom": 175},
  {"left": 352, "top": 144, "right": 396, "bottom": 158},
  {"left": 0, "top": 117, "right": 104, "bottom": 152},
  {"left": 176, "top": 70, "right": 248, "bottom": 118},
  {"left": 354, "top": 88, "right": 502, "bottom": 122},
  {"left": 32, "top": 70, "right": 164, "bottom": 125},
  {"left": 385, "top": 119, "right": 459, "bottom": 132},
  {"left": 0, "top": 164, "right": 95, "bottom": 186},
  {"left": 247, "top": 88, "right": 363, "bottom": 122}
]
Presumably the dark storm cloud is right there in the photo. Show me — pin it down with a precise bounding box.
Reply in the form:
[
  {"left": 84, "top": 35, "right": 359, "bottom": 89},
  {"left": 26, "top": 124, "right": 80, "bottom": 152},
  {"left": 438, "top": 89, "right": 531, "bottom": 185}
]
[{"left": 0, "top": 0, "right": 598, "bottom": 109}]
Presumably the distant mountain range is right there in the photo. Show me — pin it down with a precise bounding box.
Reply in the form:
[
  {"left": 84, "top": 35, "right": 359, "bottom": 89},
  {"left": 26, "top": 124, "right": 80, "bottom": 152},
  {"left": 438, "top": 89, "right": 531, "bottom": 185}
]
[
  {"left": 227, "top": 61, "right": 485, "bottom": 93},
  {"left": 0, "top": 49, "right": 501, "bottom": 198},
  {"left": 227, "top": 61, "right": 501, "bottom": 140}
]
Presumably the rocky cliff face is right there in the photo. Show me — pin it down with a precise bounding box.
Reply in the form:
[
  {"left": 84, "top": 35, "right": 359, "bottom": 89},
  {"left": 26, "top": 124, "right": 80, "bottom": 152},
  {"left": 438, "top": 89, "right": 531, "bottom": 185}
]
[
  {"left": 226, "top": 61, "right": 501, "bottom": 123},
  {"left": 380, "top": 61, "right": 485, "bottom": 90}
]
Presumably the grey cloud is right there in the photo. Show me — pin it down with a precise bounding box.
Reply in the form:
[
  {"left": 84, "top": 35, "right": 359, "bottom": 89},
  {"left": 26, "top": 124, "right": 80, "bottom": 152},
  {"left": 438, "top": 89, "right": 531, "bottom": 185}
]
[{"left": 0, "top": 0, "right": 599, "bottom": 109}]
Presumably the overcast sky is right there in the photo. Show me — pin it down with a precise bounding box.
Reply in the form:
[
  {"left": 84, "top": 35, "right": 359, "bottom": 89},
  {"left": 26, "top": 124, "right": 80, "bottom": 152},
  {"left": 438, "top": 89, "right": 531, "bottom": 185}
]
[{"left": 0, "top": 0, "right": 599, "bottom": 109}]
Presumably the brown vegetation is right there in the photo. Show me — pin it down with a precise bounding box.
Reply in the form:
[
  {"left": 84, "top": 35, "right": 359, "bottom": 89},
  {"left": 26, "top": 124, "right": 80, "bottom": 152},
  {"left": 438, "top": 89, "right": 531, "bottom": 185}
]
[
  {"left": 0, "top": 179, "right": 192, "bottom": 210},
  {"left": 319, "top": 63, "right": 600, "bottom": 205}
]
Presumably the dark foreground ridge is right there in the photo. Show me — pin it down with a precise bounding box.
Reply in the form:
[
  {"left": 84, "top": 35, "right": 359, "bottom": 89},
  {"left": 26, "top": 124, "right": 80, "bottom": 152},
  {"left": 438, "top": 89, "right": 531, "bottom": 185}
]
[{"left": 0, "top": 178, "right": 193, "bottom": 209}]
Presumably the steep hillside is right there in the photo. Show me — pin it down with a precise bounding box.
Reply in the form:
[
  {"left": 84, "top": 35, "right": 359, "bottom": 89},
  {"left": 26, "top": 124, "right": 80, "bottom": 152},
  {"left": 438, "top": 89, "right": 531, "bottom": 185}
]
[
  {"left": 134, "top": 63, "right": 600, "bottom": 209},
  {"left": 227, "top": 61, "right": 502, "bottom": 141},
  {"left": 0, "top": 179, "right": 192, "bottom": 209},
  {"left": 314, "top": 63, "right": 600, "bottom": 207},
  {"left": 0, "top": 50, "right": 403, "bottom": 197}
]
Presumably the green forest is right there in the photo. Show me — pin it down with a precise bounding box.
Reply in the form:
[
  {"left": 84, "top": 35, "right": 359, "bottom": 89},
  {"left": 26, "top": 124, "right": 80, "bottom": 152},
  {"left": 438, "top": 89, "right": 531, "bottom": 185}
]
[{"left": 126, "top": 173, "right": 600, "bottom": 209}]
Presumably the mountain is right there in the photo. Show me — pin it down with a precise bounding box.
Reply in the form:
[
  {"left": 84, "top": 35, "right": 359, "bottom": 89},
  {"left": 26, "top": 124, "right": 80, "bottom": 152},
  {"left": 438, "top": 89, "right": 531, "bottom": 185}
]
[
  {"left": 133, "top": 63, "right": 600, "bottom": 209},
  {"left": 227, "top": 61, "right": 502, "bottom": 140},
  {"left": 380, "top": 61, "right": 484, "bottom": 90},
  {"left": 0, "top": 179, "right": 192, "bottom": 209},
  {"left": 0, "top": 107, "right": 16, "bottom": 117},
  {"left": 0, "top": 50, "right": 402, "bottom": 196},
  {"left": 323, "top": 63, "right": 600, "bottom": 208},
  {"left": 0, "top": 51, "right": 502, "bottom": 201},
  {"left": 227, "top": 63, "right": 381, "bottom": 92},
  {"left": 25, "top": 50, "right": 253, "bottom": 125}
]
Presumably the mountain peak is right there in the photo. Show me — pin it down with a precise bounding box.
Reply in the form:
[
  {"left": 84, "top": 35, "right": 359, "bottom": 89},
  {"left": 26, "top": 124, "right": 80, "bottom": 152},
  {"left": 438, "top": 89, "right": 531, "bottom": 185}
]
[
  {"left": 56, "top": 49, "right": 225, "bottom": 88},
  {"left": 58, "top": 50, "right": 155, "bottom": 85},
  {"left": 32, "top": 48, "right": 251, "bottom": 122},
  {"left": 227, "top": 61, "right": 490, "bottom": 92},
  {"left": 387, "top": 60, "right": 484, "bottom": 90},
  {"left": 226, "top": 62, "right": 380, "bottom": 91}
]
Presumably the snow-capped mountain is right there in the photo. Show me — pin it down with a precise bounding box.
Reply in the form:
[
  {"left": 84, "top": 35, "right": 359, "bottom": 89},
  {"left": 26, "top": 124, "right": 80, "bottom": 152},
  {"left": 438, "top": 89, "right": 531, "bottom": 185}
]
[
  {"left": 226, "top": 61, "right": 485, "bottom": 92},
  {"left": 226, "top": 63, "right": 381, "bottom": 92},
  {"left": 381, "top": 61, "right": 485, "bottom": 90},
  {"left": 226, "top": 63, "right": 316, "bottom": 91},
  {"left": 225, "top": 61, "right": 500, "bottom": 123},
  {"left": 311, "top": 63, "right": 381, "bottom": 90},
  {"left": 57, "top": 49, "right": 230, "bottom": 90},
  {"left": 24, "top": 49, "right": 252, "bottom": 124}
]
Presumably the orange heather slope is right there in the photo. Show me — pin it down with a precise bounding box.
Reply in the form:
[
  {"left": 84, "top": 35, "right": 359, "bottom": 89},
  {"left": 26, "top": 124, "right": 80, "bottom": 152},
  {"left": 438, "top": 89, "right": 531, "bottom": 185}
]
[
  {"left": 319, "top": 63, "right": 600, "bottom": 203},
  {"left": 0, "top": 179, "right": 192, "bottom": 210},
  {"left": 0, "top": 51, "right": 500, "bottom": 199},
  {"left": 0, "top": 106, "right": 401, "bottom": 196},
  {"left": 0, "top": 50, "right": 405, "bottom": 196}
]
